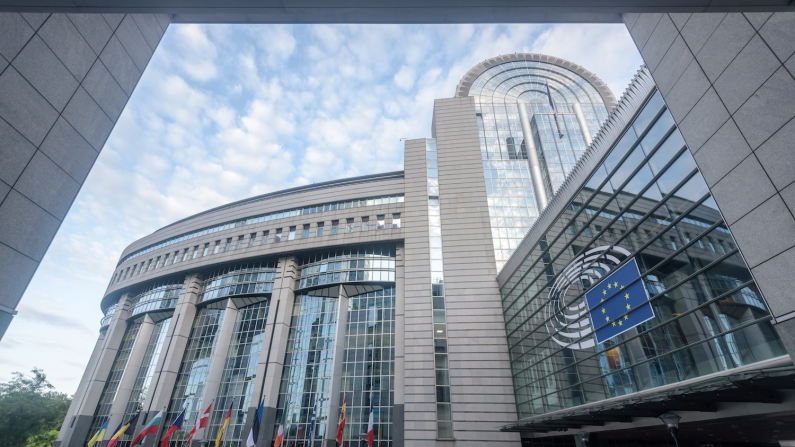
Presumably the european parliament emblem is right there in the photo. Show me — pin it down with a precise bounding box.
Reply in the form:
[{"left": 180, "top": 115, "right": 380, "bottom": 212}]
[{"left": 585, "top": 258, "right": 654, "bottom": 344}]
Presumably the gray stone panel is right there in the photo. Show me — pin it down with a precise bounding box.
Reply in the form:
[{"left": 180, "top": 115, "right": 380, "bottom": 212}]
[
  {"left": 628, "top": 13, "right": 662, "bottom": 50},
  {"left": 0, "top": 242, "right": 36, "bottom": 310},
  {"left": 38, "top": 14, "right": 96, "bottom": 82},
  {"left": 68, "top": 13, "right": 113, "bottom": 55},
  {"left": 154, "top": 14, "right": 171, "bottom": 31},
  {"left": 99, "top": 35, "right": 141, "bottom": 95},
  {"left": 668, "top": 12, "right": 690, "bottom": 30},
  {"left": 664, "top": 59, "right": 710, "bottom": 122},
  {"left": 12, "top": 35, "right": 79, "bottom": 112},
  {"left": 651, "top": 35, "right": 691, "bottom": 96},
  {"left": 102, "top": 13, "right": 124, "bottom": 30},
  {"left": 642, "top": 14, "right": 677, "bottom": 72},
  {"left": 62, "top": 86, "right": 114, "bottom": 150},
  {"left": 0, "top": 117, "right": 37, "bottom": 185},
  {"left": 733, "top": 67, "right": 795, "bottom": 149},
  {"left": 713, "top": 35, "right": 780, "bottom": 114},
  {"left": 679, "top": 12, "right": 724, "bottom": 55},
  {"left": 0, "top": 190, "right": 61, "bottom": 261},
  {"left": 751, "top": 246, "right": 795, "bottom": 318},
  {"left": 729, "top": 195, "right": 795, "bottom": 268},
  {"left": 0, "top": 180, "right": 9, "bottom": 203},
  {"left": 754, "top": 118, "right": 795, "bottom": 190},
  {"left": 743, "top": 12, "right": 772, "bottom": 30},
  {"left": 20, "top": 13, "right": 49, "bottom": 30},
  {"left": 677, "top": 87, "right": 729, "bottom": 151},
  {"left": 82, "top": 60, "right": 128, "bottom": 121},
  {"left": 14, "top": 151, "right": 81, "bottom": 220},
  {"left": 758, "top": 12, "right": 795, "bottom": 62},
  {"left": 0, "top": 53, "right": 7, "bottom": 72},
  {"left": 115, "top": 15, "right": 153, "bottom": 72},
  {"left": 0, "top": 13, "right": 33, "bottom": 61},
  {"left": 39, "top": 117, "right": 99, "bottom": 183},
  {"left": 0, "top": 67, "right": 58, "bottom": 146},
  {"left": 709, "top": 155, "right": 776, "bottom": 225},
  {"left": 691, "top": 120, "right": 752, "bottom": 187},
  {"left": 131, "top": 14, "right": 164, "bottom": 50},
  {"left": 696, "top": 13, "right": 756, "bottom": 82}
]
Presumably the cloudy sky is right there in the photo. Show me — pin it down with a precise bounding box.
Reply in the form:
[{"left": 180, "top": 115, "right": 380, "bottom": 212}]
[{"left": 0, "top": 23, "right": 642, "bottom": 393}]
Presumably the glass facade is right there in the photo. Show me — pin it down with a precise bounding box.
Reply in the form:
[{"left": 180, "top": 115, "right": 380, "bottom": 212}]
[
  {"left": 165, "top": 308, "right": 226, "bottom": 446},
  {"left": 499, "top": 89, "right": 787, "bottom": 419},
  {"left": 207, "top": 301, "right": 270, "bottom": 447},
  {"left": 338, "top": 288, "right": 396, "bottom": 447},
  {"left": 85, "top": 321, "right": 142, "bottom": 443},
  {"left": 297, "top": 246, "right": 396, "bottom": 290},
  {"left": 199, "top": 262, "right": 278, "bottom": 302},
  {"left": 469, "top": 59, "right": 610, "bottom": 268},
  {"left": 275, "top": 295, "right": 338, "bottom": 445},
  {"left": 130, "top": 280, "right": 183, "bottom": 316}
]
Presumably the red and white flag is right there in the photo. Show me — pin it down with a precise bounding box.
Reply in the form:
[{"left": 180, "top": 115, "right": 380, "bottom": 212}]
[
  {"left": 185, "top": 402, "right": 212, "bottom": 445},
  {"left": 366, "top": 396, "right": 374, "bottom": 447}
]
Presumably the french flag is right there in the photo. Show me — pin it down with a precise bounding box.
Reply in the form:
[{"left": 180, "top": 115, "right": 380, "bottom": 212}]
[{"left": 366, "top": 396, "right": 374, "bottom": 447}]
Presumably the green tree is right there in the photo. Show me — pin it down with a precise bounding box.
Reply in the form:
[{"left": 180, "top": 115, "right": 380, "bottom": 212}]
[
  {"left": 24, "top": 430, "right": 59, "bottom": 447},
  {"left": 0, "top": 369, "right": 71, "bottom": 447}
]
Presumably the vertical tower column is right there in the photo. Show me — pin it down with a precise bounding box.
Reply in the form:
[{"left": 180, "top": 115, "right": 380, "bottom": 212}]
[
  {"left": 198, "top": 298, "right": 239, "bottom": 424},
  {"left": 517, "top": 100, "right": 549, "bottom": 210},
  {"left": 105, "top": 314, "right": 156, "bottom": 438},
  {"left": 324, "top": 287, "right": 350, "bottom": 447},
  {"left": 61, "top": 293, "right": 133, "bottom": 447},
  {"left": 623, "top": 11, "right": 795, "bottom": 359},
  {"left": 55, "top": 335, "right": 106, "bottom": 447},
  {"left": 393, "top": 243, "right": 405, "bottom": 447},
  {"left": 573, "top": 102, "right": 594, "bottom": 146},
  {"left": 141, "top": 274, "right": 202, "bottom": 424},
  {"left": 257, "top": 256, "right": 298, "bottom": 447}
]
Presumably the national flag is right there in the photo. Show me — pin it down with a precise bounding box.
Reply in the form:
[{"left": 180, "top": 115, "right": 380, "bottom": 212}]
[
  {"left": 545, "top": 80, "right": 556, "bottom": 112},
  {"left": 215, "top": 400, "right": 234, "bottom": 447},
  {"left": 273, "top": 397, "right": 288, "bottom": 447},
  {"left": 335, "top": 395, "right": 347, "bottom": 444},
  {"left": 87, "top": 417, "right": 109, "bottom": 447},
  {"left": 366, "top": 395, "right": 374, "bottom": 447},
  {"left": 246, "top": 397, "right": 265, "bottom": 447},
  {"left": 107, "top": 413, "right": 140, "bottom": 447},
  {"left": 186, "top": 401, "right": 213, "bottom": 444},
  {"left": 130, "top": 410, "right": 163, "bottom": 447},
  {"left": 160, "top": 408, "right": 186, "bottom": 447},
  {"left": 306, "top": 400, "right": 317, "bottom": 446}
]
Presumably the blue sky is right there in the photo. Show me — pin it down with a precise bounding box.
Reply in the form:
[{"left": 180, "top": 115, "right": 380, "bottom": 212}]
[{"left": 0, "top": 23, "right": 642, "bottom": 393}]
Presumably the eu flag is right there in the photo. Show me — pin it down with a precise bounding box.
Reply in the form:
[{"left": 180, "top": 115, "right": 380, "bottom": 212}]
[{"left": 585, "top": 258, "right": 655, "bottom": 344}]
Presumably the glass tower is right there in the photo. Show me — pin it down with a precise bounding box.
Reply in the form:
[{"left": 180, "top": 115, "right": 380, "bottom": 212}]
[{"left": 456, "top": 55, "right": 615, "bottom": 269}]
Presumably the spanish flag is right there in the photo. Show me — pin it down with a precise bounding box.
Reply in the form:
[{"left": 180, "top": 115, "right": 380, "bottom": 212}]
[
  {"left": 215, "top": 401, "right": 234, "bottom": 447},
  {"left": 106, "top": 412, "right": 140, "bottom": 447},
  {"left": 86, "top": 418, "right": 109, "bottom": 447},
  {"left": 335, "top": 395, "right": 346, "bottom": 445}
]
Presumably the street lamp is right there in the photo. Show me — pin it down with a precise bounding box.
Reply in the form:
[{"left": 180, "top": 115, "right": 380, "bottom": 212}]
[
  {"left": 575, "top": 431, "right": 590, "bottom": 447},
  {"left": 659, "top": 413, "right": 682, "bottom": 447}
]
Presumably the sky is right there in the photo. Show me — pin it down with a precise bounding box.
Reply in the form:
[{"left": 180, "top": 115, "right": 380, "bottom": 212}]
[{"left": 0, "top": 23, "right": 642, "bottom": 394}]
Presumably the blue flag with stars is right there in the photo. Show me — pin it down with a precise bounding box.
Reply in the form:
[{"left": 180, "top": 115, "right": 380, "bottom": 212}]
[{"left": 585, "top": 258, "right": 655, "bottom": 344}]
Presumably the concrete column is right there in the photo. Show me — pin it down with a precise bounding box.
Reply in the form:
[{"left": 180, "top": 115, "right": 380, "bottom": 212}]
[
  {"left": 105, "top": 314, "right": 156, "bottom": 440},
  {"left": 199, "top": 298, "right": 239, "bottom": 415},
  {"left": 393, "top": 243, "right": 405, "bottom": 447},
  {"left": 323, "top": 287, "right": 349, "bottom": 447},
  {"left": 623, "top": 11, "right": 795, "bottom": 360},
  {"left": 517, "top": 100, "right": 549, "bottom": 210},
  {"left": 0, "top": 12, "right": 171, "bottom": 340},
  {"left": 573, "top": 102, "right": 593, "bottom": 146},
  {"left": 258, "top": 256, "right": 298, "bottom": 447},
  {"left": 62, "top": 294, "right": 133, "bottom": 447},
  {"left": 141, "top": 274, "right": 202, "bottom": 419}
]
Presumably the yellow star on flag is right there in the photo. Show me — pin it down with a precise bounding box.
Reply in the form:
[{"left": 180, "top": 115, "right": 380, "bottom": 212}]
[
  {"left": 602, "top": 289, "right": 607, "bottom": 295},
  {"left": 601, "top": 308, "right": 606, "bottom": 314},
  {"left": 605, "top": 316, "right": 609, "bottom": 322},
  {"left": 611, "top": 321, "right": 616, "bottom": 327},
  {"left": 614, "top": 281, "right": 618, "bottom": 288},
  {"left": 624, "top": 315, "right": 629, "bottom": 320},
  {"left": 601, "top": 298, "right": 605, "bottom": 302},
  {"left": 607, "top": 283, "right": 612, "bottom": 289},
  {"left": 620, "top": 285, "right": 625, "bottom": 289},
  {"left": 618, "top": 320, "right": 623, "bottom": 326},
  {"left": 625, "top": 293, "right": 630, "bottom": 299},
  {"left": 626, "top": 303, "right": 631, "bottom": 310}
]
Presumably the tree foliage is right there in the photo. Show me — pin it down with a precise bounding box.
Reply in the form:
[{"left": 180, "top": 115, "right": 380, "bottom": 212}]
[{"left": 0, "top": 369, "right": 71, "bottom": 447}]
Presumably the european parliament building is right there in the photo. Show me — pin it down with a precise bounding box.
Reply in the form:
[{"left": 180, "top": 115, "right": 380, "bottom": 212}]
[{"left": 57, "top": 53, "right": 795, "bottom": 447}]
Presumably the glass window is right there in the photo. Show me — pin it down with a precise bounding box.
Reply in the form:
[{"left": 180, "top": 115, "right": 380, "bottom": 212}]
[
  {"left": 377, "top": 215, "right": 385, "bottom": 229},
  {"left": 155, "top": 256, "right": 162, "bottom": 269},
  {"left": 174, "top": 251, "right": 181, "bottom": 264},
  {"left": 361, "top": 216, "right": 369, "bottom": 231},
  {"left": 331, "top": 220, "right": 339, "bottom": 235},
  {"left": 214, "top": 240, "right": 220, "bottom": 254},
  {"left": 262, "top": 230, "right": 269, "bottom": 244},
  {"left": 288, "top": 226, "right": 296, "bottom": 240},
  {"left": 225, "top": 238, "right": 232, "bottom": 252},
  {"left": 302, "top": 224, "right": 310, "bottom": 238},
  {"left": 236, "top": 235, "right": 245, "bottom": 249},
  {"left": 202, "top": 243, "right": 209, "bottom": 257},
  {"left": 192, "top": 246, "right": 199, "bottom": 259},
  {"left": 163, "top": 253, "right": 170, "bottom": 265},
  {"left": 346, "top": 218, "right": 354, "bottom": 233},
  {"left": 317, "top": 222, "right": 324, "bottom": 236},
  {"left": 275, "top": 229, "right": 282, "bottom": 242},
  {"left": 392, "top": 213, "right": 401, "bottom": 229},
  {"left": 249, "top": 233, "right": 256, "bottom": 247}
]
